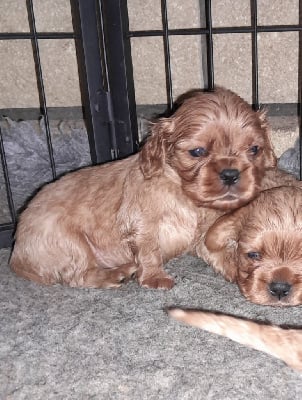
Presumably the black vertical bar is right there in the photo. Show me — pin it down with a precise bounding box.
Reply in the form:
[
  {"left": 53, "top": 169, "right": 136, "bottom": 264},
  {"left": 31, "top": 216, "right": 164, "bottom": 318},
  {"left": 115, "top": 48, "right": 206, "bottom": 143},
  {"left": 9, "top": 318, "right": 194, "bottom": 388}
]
[
  {"left": 27, "top": 0, "right": 57, "bottom": 179},
  {"left": 71, "top": 0, "right": 115, "bottom": 164},
  {"left": 161, "top": 0, "right": 174, "bottom": 111},
  {"left": 205, "top": 0, "right": 214, "bottom": 90},
  {"left": 102, "top": 0, "right": 139, "bottom": 157},
  {"left": 96, "top": 0, "right": 118, "bottom": 158},
  {"left": 251, "top": 0, "right": 259, "bottom": 110},
  {"left": 199, "top": 0, "right": 209, "bottom": 90}
]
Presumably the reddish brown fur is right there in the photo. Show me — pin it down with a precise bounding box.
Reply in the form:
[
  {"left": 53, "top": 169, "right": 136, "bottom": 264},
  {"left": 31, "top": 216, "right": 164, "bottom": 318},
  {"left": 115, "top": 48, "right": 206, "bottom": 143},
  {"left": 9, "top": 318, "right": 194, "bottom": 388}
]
[
  {"left": 201, "top": 186, "right": 302, "bottom": 305},
  {"left": 10, "top": 87, "right": 278, "bottom": 289},
  {"left": 169, "top": 309, "right": 302, "bottom": 372}
]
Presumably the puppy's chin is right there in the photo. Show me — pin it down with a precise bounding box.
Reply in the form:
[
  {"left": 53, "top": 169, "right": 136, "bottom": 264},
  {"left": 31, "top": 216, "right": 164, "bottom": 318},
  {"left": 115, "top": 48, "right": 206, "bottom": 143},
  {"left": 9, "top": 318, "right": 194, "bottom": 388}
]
[
  {"left": 203, "top": 193, "right": 253, "bottom": 211},
  {"left": 192, "top": 187, "right": 259, "bottom": 211}
]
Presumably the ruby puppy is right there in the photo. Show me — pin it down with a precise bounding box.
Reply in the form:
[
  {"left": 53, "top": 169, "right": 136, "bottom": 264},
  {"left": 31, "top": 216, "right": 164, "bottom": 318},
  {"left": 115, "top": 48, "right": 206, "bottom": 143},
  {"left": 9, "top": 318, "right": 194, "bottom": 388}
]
[
  {"left": 200, "top": 186, "right": 302, "bottom": 305},
  {"left": 10, "top": 87, "right": 276, "bottom": 289}
]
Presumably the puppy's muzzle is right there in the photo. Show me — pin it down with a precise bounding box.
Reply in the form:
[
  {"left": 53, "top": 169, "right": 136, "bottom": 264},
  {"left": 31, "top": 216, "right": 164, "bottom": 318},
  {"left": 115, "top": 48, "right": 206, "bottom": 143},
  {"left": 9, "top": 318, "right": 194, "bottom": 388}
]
[
  {"left": 269, "top": 281, "right": 291, "bottom": 300},
  {"left": 219, "top": 168, "right": 240, "bottom": 185}
]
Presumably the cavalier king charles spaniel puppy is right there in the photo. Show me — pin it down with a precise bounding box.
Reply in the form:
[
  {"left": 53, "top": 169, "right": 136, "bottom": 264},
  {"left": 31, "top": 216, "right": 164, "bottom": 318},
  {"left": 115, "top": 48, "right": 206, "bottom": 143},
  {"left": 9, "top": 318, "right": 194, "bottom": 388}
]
[
  {"left": 169, "top": 308, "right": 302, "bottom": 372},
  {"left": 10, "top": 87, "right": 277, "bottom": 289},
  {"left": 200, "top": 186, "right": 302, "bottom": 306}
]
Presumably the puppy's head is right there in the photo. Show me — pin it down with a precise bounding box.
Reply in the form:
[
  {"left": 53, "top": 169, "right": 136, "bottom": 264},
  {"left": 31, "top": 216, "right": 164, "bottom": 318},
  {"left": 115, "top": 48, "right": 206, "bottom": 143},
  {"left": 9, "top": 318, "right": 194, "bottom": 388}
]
[
  {"left": 205, "top": 186, "right": 302, "bottom": 306},
  {"left": 139, "top": 87, "right": 276, "bottom": 211}
]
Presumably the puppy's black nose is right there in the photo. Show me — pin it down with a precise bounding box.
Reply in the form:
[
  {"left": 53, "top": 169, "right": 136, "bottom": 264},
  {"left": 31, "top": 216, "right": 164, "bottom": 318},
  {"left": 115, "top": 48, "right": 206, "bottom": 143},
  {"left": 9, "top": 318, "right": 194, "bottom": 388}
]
[
  {"left": 269, "top": 282, "right": 291, "bottom": 300},
  {"left": 219, "top": 169, "right": 240, "bottom": 185}
]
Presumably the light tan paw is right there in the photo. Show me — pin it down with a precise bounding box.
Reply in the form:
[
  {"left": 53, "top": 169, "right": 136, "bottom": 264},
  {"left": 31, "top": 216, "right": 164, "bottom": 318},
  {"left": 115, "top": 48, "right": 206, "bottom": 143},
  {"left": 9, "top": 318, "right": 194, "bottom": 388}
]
[{"left": 141, "top": 275, "right": 175, "bottom": 290}]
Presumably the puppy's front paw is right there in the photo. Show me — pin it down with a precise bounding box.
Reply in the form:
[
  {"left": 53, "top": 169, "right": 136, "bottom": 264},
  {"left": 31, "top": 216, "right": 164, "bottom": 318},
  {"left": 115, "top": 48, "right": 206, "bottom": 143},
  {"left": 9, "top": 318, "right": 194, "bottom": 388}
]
[{"left": 141, "top": 275, "right": 175, "bottom": 290}]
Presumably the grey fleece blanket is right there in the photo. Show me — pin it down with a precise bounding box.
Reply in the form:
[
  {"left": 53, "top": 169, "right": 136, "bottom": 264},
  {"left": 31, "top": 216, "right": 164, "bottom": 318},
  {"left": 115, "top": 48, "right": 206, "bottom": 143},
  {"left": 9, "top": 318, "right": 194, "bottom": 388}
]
[{"left": 1, "top": 248, "right": 302, "bottom": 400}]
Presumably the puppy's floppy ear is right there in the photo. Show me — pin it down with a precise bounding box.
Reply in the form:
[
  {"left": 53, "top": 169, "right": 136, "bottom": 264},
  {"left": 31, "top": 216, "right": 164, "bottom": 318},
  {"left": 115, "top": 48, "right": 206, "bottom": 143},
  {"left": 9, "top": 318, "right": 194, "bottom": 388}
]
[
  {"left": 139, "top": 118, "right": 175, "bottom": 179},
  {"left": 257, "top": 108, "right": 277, "bottom": 169},
  {"left": 205, "top": 210, "right": 243, "bottom": 252},
  {"left": 205, "top": 207, "right": 248, "bottom": 281}
]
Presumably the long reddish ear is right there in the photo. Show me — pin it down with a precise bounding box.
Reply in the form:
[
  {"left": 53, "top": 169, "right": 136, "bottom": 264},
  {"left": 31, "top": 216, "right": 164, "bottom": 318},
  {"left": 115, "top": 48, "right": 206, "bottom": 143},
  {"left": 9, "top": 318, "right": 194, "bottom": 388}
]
[
  {"left": 139, "top": 118, "right": 174, "bottom": 179},
  {"left": 204, "top": 207, "right": 248, "bottom": 281},
  {"left": 257, "top": 109, "right": 277, "bottom": 169},
  {"left": 205, "top": 212, "right": 242, "bottom": 252}
]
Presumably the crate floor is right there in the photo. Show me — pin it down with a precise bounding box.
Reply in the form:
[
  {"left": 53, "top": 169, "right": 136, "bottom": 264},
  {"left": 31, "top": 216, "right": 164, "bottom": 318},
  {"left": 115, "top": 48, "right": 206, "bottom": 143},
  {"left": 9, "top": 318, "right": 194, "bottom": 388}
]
[{"left": 1, "top": 248, "right": 302, "bottom": 399}]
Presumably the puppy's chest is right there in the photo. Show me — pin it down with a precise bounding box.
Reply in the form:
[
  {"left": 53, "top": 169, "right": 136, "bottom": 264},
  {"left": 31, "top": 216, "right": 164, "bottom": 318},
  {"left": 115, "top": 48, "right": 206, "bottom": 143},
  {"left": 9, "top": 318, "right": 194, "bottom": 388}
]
[{"left": 158, "top": 207, "right": 198, "bottom": 258}]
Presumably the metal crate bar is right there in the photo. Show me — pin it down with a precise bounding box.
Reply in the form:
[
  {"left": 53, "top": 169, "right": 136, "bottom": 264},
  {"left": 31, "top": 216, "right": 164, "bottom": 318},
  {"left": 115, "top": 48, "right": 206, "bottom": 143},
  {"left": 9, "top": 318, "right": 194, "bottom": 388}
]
[
  {"left": 27, "top": 0, "right": 57, "bottom": 180},
  {"left": 161, "top": 0, "right": 174, "bottom": 110},
  {"left": 100, "top": 0, "right": 139, "bottom": 157},
  {"left": 0, "top": 32, "right": 76, "bottom": 40},
  {"left": 72, "top": 0, "right": 139, "bottom": 161},
  {"left": 205, "top": 0, "right": 214, "bottom": 90},
  {"left": 128, "top": 25, "right": 302, "bottom": 38},
  {"left": 251, "top": 0, "right": 259, "bottom": 110}
]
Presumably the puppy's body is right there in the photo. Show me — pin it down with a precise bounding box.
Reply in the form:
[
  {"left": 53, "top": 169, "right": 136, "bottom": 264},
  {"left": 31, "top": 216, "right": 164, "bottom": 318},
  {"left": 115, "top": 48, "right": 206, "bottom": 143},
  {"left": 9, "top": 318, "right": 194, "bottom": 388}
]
[
  {"left": 10, "top": 87, "right": 277, "bottom": 289},
  {"left": 169, "top": 309, "right": 302, "bottom": 372},
  {"left": 199, "top": 186, "right": 302, "bottom": 305},
  {"left": 11, "top": 155, "right": 211, "bottom": 288}
]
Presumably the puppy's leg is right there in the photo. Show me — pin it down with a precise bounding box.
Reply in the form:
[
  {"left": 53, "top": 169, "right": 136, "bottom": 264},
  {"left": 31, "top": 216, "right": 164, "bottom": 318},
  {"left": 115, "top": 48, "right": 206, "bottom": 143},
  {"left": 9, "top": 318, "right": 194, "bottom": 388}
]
[
  {"left": 11, "top": 228, "right": 137, "bottom": 289},
  {"left": 135, "top": 244, "right": 174, "bottom": 289},
  {"left": 80, "top": 263, "right": 137, "bottom": 288},
  {"left": 80, "top": 235, "right": 137, "bottom": 288},
  {"left": 10, "top": 260, "right": 57, "bottom": 285},
  {"left": 11, "top": 251, "right": 137, "bottom": 289}
]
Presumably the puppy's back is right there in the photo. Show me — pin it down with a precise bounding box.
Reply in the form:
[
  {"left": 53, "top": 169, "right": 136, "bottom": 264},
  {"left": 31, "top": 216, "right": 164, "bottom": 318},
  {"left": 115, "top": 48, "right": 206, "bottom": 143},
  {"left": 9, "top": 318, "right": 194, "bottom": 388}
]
[{"left": 10, "top": 155, "right": 140, "bottom": 286}]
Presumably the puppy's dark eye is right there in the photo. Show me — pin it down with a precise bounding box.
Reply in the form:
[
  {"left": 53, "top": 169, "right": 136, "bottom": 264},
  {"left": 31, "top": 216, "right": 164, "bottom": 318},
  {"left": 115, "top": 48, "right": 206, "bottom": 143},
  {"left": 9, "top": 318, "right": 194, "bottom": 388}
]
[
  {"left": 247, "top": 251, "right": 261, "bottom": 260},
  {"left": 249, "top": 145, "right": 259, "bottom": 155},
  {"left": 189, "top": 147, "right": 207, "bottom": 157}
]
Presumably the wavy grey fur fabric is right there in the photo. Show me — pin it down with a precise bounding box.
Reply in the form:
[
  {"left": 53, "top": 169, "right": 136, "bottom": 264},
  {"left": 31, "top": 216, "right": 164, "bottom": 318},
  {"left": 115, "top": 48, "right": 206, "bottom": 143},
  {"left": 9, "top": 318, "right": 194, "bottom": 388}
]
[
  {"left": 0, "top": 117, "right": 91, "bottom": 214},
  {"left": 278, "top": 138, "right": 301, "bottom": 179},
  {"left": 1, "top": 248, "right": 302, "bottom": 400}
]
